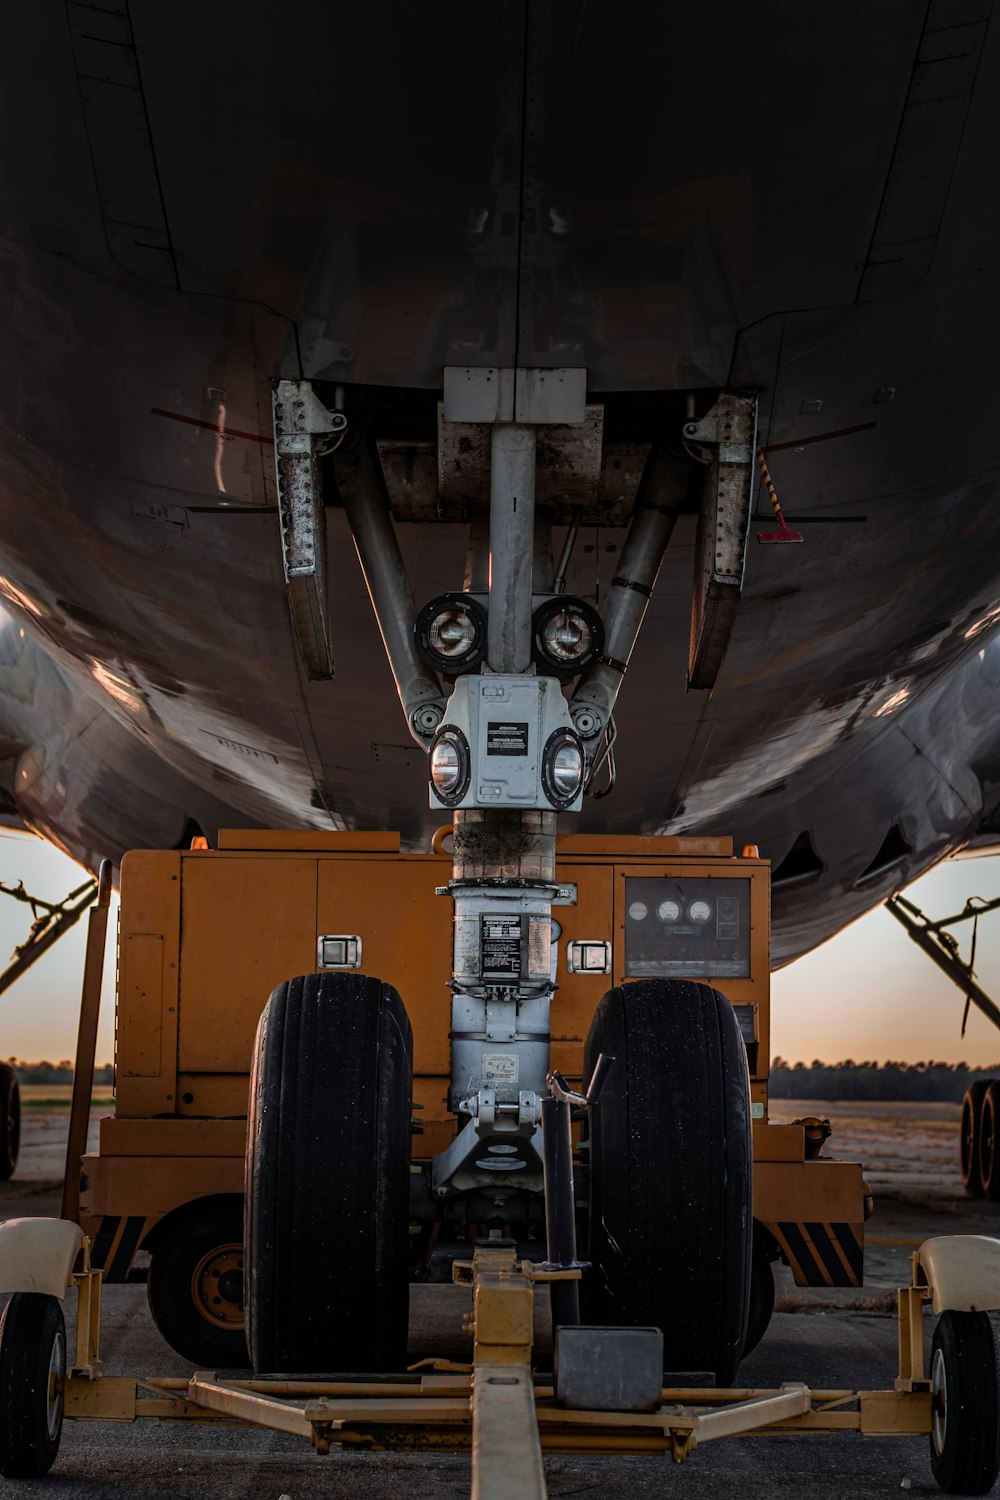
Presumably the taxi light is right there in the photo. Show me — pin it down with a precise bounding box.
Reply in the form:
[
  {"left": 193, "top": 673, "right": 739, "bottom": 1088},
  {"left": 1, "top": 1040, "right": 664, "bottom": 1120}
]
[
  {"left": 541, "top": 729, "right": 585, "bottom": 809},
  {"left": 429, "top": 726, "right": 471, "bottom": 806},
  {"left": 531, "top": 596, "right": 604, "bottom": 680},
  {"left": 416, "top": 593, "right": 487, "bottom": 675}
]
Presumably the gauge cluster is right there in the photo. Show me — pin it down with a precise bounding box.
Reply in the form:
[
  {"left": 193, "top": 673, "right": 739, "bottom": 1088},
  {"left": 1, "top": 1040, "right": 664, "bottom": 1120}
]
[{"left": 624, "top": 877, "right": 751, "bottom": 979}]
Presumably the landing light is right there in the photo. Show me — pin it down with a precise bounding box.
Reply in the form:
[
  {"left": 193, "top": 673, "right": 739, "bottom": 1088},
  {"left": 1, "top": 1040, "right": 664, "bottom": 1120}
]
[
  {"left": 542, "top": 729, "right": 585, "bottom": 810},
  {"left": 429, "top": 726, "right": 471, "bottom": 806},
  {"left": 532, "top": 597, "right": 604, "bottom": 679},
  {"left": 416, "top": 593, "right": 486, "bottom": 675}
]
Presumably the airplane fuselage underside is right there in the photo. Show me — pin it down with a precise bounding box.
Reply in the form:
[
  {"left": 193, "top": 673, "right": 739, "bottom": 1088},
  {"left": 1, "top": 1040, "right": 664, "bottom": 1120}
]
[{"left": 0, "top": 2, "right": 998, "bottom": 964}]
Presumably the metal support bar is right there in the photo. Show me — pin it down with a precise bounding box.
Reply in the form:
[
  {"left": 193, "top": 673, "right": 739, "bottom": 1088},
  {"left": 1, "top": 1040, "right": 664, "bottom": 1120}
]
[
  {"left": 688, "top": 1384, "right": 812, "bottom": 1451},
  {"left": 469, "top": 1248, "right": 546, "bottom": 1500},
  {"left": 62, "top": 859, "right": 112, "bottom": 1225},
  {"left": 487, "top": 425, "right": 537, "bottom": 672},
  {"left": 552, "top": 511, "right": 581, "bottom": 595},
  {"left": 333, "top": 441, "right": 446, "bottom": 744},
  {"left": 186, "top": 1374, "right": 315, "bottom": 1440},
  {"left": 72, "top": 1269, "right": 103, "bottom": 1378},
  {"left": 570, "top": 445, "right": 684, "bottom": 740},
  {"left": 885, "top": 895, "right": 1000, "bottom": 1033},
  {"left": 472, "top": 1365, "right": 547, "bottom": 1499},
  {"left": 540, "top": 1095, "right": 581, "bottom": 1328},
  {"left": 0, "top": 877, "right": 98, "bottom": 1000}
]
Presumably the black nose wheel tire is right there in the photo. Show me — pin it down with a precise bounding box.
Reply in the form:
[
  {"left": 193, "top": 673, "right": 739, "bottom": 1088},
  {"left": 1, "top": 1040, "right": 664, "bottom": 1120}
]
[
  {"left": 145, "top": 1195, "right": 249, "bottom": 1368},
  {"left": 583, "top": 978, "right": 752, "bottom": 1386},
  {"left": 929, "top": 1309, "right": 1000, "bottom": 1494},
  {"left": 960, "top": 1081, "right": 989, "bottom": 1198},
  {"left": 744, "top": 1227, "right": 776, "bottom": 1358},
  {"left": 0, "top": 1062, "right": 20, "bottom": 1182},
  {"left": 245, "top": 970, "right": 413, "bottom": 1375},
  {"left": 0, "top": 1292, "right": 66, "bottom": 1478}
]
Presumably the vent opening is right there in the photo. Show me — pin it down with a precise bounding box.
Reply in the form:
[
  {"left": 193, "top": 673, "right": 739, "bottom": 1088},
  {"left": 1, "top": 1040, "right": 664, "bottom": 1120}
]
[
  {"left": 854, "top": 823, "right": 912, "bottom": 888},
  {"left": 771, "top": 830, "right": 824, "bottom": 889}
]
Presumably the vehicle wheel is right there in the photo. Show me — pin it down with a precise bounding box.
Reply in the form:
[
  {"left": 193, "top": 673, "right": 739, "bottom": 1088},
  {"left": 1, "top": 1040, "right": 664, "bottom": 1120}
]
[
  {"left": 744, "top": 1228, "right": 776, "bottom": 1358},
  {"left": 979, "top": 1082, "right": 1000, "bottom": 1201},
  {"left": 961, "top": 1081, "right": 989, "bottom": 1197},
  {"left": 146, "top": 1195, "right": 249, "bottom": 1368},
  {"left": 929, "top": 1309, "right": 1000, "bottom": 1494},
  {"left": 245, "top": 971, "right": 412, "bottom": 1374},
  {"left": 0, "top": 1062, "right": 20, "bottom": 1181},
  {"left": 583, "top": 978, "right": 752, "bottom": 1386},
  {"left": 0, "top": 1293, "right": 66, "bottom": 1477}
]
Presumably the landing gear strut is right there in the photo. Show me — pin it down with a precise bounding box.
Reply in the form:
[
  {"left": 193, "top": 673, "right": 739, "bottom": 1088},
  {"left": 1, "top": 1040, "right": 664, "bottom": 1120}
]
[{"left": 259, "top": 371, "right": 760, "bottom": 1376}]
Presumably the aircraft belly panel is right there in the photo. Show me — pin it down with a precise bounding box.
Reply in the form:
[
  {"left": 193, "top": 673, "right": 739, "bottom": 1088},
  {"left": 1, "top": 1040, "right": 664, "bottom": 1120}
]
[{"left": 9, "top": 2, "right": 933, "bottom": 392}]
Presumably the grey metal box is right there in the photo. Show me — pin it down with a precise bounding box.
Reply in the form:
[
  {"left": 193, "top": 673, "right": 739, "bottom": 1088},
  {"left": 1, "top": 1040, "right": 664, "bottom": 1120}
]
[{"left": 554, "top": 1326, "right": 663, "bottom": 1412}]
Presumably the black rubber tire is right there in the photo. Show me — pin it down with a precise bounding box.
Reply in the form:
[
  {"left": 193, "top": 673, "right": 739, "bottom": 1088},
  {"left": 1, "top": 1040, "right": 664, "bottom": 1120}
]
[
  {"left": 979, "top": 1082, "right": 1000, "bottom": 1201},
  {"left": 583, "top": 978, "right": 752, "bottom": 1386},
  {"left": 0, "top": 1063, "right": 20, "bottom": 1181},
  {"left": 930, "top": 1310, "right": 1000, "bottom": 1494},
  {"left": 245, "top": 971, "right": 412, "bottom": 1374},
  {"left": 146, "top": 1195, "right": 249, "bottom": 1368},
  {"left": 744, "top": 1228, "right": 776, "bottom": 1358},
  {"left": 961, "top": 1081, "right": 989, "bottom": 1198},
  {"left": 0, "top": 1293, "right": 66, "bottom": 1478}
]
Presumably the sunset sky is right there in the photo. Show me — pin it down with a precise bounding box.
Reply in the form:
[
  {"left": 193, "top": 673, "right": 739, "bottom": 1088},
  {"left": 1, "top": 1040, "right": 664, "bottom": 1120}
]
[{"left": 0, "top": 830, "right": 998, "bottom": 1067}]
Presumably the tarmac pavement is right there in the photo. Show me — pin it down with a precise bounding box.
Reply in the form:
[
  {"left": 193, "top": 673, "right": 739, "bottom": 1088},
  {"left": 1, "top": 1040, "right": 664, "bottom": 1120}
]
[{"left": 1, "top": 1103, "right": 997, "bottom": 1499}]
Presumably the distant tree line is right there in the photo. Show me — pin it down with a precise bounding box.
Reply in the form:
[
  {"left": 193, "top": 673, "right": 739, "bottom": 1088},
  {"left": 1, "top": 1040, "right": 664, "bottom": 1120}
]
[
  {"left": 7, "top": 1058, "right": 114, "bottom": 1086},
  {"left": 770, "top": 1058, "right": 1000, "bottom": 1101}
]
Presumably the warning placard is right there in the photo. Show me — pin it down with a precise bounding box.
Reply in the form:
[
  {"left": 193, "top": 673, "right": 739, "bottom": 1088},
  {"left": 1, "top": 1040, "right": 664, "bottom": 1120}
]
[
  {"left": 481, "top": 914, "right": 522, "bottom": 977},
  {"left": 486, "top": 721, "right": 529, "bottom": 755}
]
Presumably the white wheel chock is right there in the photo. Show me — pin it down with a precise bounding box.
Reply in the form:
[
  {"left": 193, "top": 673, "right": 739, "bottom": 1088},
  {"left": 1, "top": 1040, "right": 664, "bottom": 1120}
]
[
  {"left": 918, "top": 1234, "right": 1000, "bottom": 1314},
  {"left": 0, "top": 1218, "right": 83, "bottom": 1299}
]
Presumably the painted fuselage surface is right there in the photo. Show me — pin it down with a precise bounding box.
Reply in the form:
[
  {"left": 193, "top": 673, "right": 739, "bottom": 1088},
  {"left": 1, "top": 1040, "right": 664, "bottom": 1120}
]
[{"left": 0, "top": 2, "right": 998, "bottom": 964}]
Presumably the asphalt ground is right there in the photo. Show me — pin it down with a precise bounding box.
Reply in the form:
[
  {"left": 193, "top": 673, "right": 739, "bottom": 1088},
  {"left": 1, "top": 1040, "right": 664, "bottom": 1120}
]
[{"left": 0, "top": 1101, "right": 997, "bottom": 1499}]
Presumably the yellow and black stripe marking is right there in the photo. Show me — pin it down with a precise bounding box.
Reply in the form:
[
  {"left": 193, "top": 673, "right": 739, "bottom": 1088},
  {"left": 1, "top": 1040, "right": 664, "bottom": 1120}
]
[
  {"left": 90, "top": 1214, "right": 155, "bottom": 1282},
  {"left": 771, "top": 1220, "right": 863, "bottom": 1287},
  {"left": 756, "top": 447, "right": 786, "bottom": 523}
]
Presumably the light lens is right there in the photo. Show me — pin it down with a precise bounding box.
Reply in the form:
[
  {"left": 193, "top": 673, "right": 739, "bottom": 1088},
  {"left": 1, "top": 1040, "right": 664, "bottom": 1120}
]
[
  {"left": 552, "top": 741, "right": 584, "bottom": 798},
  {"left": 532, "top": 596, "right": 605, "bottom": 679},
  {"left": 430, "top": 737, "right": 462, "bottom": 794},
  {"left": 689, "top": 900, "right": 712, "bottom": 923},
  {"left": 541, "top": 728, "right": 586, "bottom": 809},
  {"left": 429, "top": 726, "right": 471, "bottom": 805},
  {"left": 541, "top": 607, "right": 594, "bottom": 666},
  {"left": 657, "top": 900, "right": 681, "bottom": 922},
  {"left": 428, "top": 605, "right": 478, "bottom": 662},
  {"left": 416, "top": 593, "right": 487, "bottom": 674}
]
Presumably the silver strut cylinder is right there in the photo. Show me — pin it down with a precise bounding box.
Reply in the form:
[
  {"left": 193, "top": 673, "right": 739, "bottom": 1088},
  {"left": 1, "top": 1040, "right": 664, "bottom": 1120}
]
[
  {"left": 486, "top": 424, "right": 537, "bottom": 673},
  {"left": 333, "top": 442, "right": 446, "bottom": 745},
  {"left": 432, "top": 421, "right": 563, "bottom": 1198},
  {"left": 569, "top": 445, "right": 684, "bottom": 743}
]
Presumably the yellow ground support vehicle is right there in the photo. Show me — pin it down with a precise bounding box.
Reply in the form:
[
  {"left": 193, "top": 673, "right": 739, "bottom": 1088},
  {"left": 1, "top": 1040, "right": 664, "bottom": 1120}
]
[{"left": 77, "top": 827, "right": 866, "bottom": 1371}]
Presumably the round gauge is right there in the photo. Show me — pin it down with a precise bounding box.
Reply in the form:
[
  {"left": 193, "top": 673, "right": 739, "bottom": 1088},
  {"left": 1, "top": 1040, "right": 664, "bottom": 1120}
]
[
  {"left": 657, "top": 899, "right": 681, "bottom": 922},
  {"left": 688, "top": 900, "right": 712, "bottom": 923},
  {"left": 628, "top": 901, "right": 648, "bottom": 921}
]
